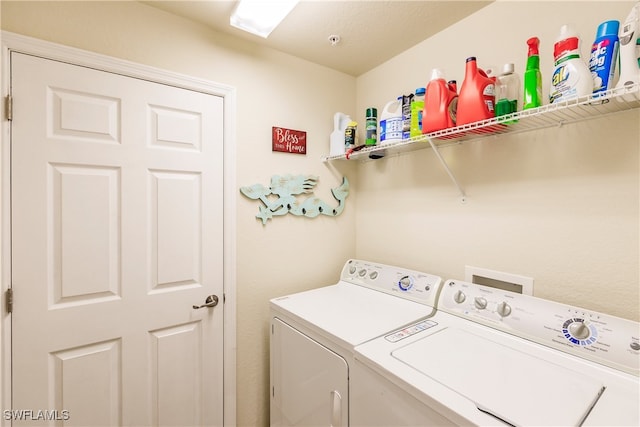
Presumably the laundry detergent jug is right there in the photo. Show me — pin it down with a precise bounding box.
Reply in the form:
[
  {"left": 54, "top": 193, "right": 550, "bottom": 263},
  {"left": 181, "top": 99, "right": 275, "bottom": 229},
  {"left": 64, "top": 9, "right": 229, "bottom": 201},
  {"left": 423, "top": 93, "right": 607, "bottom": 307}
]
[
  {"left": 457, "top": 57, "right": 496, "bottom": 126},
  {"left": 549, "top": 25, "right": 593, "bottom": 103},
  {"left": 379, "top": 97, "right": 403, "bottom": 144},
  {"left": 422, "top": 69, "right": 458, "bottom": 134}
]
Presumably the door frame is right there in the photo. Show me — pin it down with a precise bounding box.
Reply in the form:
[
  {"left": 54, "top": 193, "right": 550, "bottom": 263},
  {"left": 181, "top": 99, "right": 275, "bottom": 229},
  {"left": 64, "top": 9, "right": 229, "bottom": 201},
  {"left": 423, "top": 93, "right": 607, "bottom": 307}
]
[{"left": 0, "top": 31, "right": 237, "bottom": 426}]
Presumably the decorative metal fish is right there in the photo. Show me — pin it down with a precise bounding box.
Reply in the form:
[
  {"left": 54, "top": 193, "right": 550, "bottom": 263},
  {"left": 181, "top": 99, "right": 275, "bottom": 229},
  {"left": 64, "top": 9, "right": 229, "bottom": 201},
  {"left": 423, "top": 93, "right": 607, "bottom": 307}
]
[{"left": 240, "top": 175, "right": 349, "bottom": 225}]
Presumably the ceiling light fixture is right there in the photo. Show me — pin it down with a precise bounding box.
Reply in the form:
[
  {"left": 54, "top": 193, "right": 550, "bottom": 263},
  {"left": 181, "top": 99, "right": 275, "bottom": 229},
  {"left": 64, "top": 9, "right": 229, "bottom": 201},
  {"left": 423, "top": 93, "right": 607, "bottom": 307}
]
[{"left": 230, "top": 0, "right": 300, "bottom": 38}]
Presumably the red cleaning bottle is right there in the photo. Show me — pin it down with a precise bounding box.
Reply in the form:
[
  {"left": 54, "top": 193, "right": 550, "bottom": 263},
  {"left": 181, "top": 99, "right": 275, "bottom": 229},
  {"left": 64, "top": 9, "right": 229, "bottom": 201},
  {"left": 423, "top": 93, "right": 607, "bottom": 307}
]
[
  {"left": 456, "top": 56, "right": 496, "bottom": 126},
  {"left": 422, "top": 69, "right": 458, "bottom": 134}
]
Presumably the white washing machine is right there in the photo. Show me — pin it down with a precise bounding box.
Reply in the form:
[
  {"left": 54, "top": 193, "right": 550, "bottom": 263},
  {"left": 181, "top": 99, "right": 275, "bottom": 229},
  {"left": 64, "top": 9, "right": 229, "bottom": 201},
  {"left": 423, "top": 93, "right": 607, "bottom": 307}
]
[
  {"left": 269, "top": 259, "right": 443, "bottom": 427},
  {"left": 352, "top": 279, "right": 640, "bottom": 426}
]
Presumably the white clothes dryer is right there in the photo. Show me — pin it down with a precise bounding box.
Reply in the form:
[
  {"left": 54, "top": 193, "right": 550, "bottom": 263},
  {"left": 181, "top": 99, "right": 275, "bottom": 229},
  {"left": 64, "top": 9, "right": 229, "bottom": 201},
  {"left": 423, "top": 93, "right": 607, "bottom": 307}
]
[
  {"left": 352, "top": 279, "right": 640, "bottom": 426},
  {"left": 269, "top": 259, "right": 443, "bottom": 427}
]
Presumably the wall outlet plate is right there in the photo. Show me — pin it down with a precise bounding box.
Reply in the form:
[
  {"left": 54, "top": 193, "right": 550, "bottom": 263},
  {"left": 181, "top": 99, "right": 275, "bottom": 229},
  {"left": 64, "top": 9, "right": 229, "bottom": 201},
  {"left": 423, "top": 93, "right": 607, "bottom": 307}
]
[{"left": 464, "top": 266, "right": 534, "bottom": 295}]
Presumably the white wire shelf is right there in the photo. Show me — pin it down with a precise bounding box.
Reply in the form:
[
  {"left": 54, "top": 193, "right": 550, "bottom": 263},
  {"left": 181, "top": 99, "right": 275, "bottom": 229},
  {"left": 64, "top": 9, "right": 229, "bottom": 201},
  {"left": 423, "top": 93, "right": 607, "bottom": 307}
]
[{"left": 323, "top": 83, "right": 640, "bottom": 163}]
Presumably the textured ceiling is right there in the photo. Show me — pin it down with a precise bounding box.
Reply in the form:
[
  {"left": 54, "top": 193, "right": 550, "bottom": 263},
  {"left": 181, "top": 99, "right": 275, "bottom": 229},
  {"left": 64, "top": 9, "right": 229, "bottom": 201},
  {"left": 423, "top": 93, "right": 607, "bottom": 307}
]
[{"left": 143, "top": 1, "right": 493, "bottom": 76}]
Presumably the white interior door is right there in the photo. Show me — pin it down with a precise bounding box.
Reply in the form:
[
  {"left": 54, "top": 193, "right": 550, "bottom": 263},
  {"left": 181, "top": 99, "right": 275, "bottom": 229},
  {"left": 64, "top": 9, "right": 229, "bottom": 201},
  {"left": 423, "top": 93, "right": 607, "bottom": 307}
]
[{"left": 10, "top": 52, "right": 224, "bottom": 426}]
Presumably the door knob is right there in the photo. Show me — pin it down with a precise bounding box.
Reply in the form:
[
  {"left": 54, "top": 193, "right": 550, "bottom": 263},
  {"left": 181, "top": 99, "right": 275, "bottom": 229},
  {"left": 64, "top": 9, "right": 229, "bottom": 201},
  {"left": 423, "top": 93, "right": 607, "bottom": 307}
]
[{"left": 192, "top": 295, "right": 219, "bottom": 309}]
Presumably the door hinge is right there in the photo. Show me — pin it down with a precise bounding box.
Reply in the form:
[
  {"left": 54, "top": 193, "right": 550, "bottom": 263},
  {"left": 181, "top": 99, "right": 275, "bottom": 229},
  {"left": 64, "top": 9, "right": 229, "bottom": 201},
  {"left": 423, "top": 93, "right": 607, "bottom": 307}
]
[
  {"left": 5, "top": 95, "right": 12, "bottom": 121},
  {"left": 5, "top": 288, "right": 13, "bottom": 314}
]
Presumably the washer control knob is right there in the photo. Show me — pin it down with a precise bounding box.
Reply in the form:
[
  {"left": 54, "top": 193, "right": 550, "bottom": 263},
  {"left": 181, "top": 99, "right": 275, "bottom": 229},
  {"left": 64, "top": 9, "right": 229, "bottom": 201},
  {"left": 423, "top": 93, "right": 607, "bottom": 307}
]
[
  {"left": 496, "top": 301, "right": 512, "bottom": 318},
  {"left": 369, "top": 271, "right": 378, "bottom": 280},
  {"left": 630, "top": 342, "right": 640, "bottom": 351},
  {"left": 358, "top": 269, "right": 367, "bottom": 277},
  {"left": 398, "top": 275, "right": 414, "bottom": 291},
  {"left": 349, "top": 265, "right": 357, "bottom": 275},
  {"left": 453, "top": 290, "right": 466, "bottom": 304},
  {"left": 474, "top": 297, "right": 488, "bottom": 310},
  {"left": 569, "top": 321, "right": 590, "bottom": 340}
]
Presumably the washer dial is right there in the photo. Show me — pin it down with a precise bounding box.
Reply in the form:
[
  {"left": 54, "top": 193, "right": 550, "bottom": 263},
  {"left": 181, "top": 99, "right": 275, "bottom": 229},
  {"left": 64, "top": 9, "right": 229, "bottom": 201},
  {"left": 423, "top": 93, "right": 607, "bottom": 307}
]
[
  {"left": 453, "top": 290, "right": 466, "bottom": 304},
  {"left": 562, "top": 318, "right": 598, "bottom": 345},
  {"left": 496, "top": 301, "right": 512, "bottom": 318},
  {"left": 569, "top": 322, "right": 590, "bottom": 340},
  {"left": 474, "top": 296, "right": 488, "bottom": 310}
]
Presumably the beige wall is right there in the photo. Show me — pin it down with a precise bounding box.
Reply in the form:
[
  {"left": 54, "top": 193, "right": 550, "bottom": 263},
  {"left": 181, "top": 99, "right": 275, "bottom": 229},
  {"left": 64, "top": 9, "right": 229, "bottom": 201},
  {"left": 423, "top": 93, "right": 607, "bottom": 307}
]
[
  {"left": 355, "top": 0, "right": 639, "bottom": 322},
  {"left": 0, "top": 2, "right": 356, "bottom": 426}
]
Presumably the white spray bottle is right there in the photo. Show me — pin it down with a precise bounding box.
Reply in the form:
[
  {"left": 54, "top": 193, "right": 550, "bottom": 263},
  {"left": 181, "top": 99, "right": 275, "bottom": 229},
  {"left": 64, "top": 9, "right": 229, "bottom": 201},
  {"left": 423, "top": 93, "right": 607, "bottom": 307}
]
[
  {"left": 615, "top": 1, "right": 640, "bottom": 101},
  {"left": 329, "top": 112, "right": 351, "bottom": 156}
]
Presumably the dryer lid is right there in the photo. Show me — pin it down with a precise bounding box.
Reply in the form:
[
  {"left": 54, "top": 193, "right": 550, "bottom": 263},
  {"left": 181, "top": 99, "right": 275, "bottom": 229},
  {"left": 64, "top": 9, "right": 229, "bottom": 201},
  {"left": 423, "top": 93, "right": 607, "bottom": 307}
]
[
  {"left": 271, "top": 282, "right": 434, "bottom": 347},
  {"left": 392, "top": 328, "right": 605, "bottom": 426}
]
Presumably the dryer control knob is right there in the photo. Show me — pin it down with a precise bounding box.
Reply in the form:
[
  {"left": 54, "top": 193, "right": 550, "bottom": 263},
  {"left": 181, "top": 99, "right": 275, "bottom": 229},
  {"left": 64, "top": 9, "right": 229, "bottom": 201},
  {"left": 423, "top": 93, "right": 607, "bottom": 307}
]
[
  {"left": 474, "top": 297, "right": 488, "bottom": 310},
  {"left": 496, "top": 301, "right": 512, "bottom": 317},
  {"left": 569, "top": 321, "right": 590, "bottom": 340},
  {"left": 453, "top": 290, "right": 466, "bottom": 304},
  {"left": 398, "top": 276, "right": 414, "bottom": 291}
]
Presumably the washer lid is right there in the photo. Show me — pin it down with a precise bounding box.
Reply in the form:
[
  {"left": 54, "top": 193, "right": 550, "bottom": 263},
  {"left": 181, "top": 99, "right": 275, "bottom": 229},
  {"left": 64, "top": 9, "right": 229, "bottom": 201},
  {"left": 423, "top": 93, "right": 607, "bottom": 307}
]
[{"left": 392, "top": 328, "right": 605, "bottom": 426}]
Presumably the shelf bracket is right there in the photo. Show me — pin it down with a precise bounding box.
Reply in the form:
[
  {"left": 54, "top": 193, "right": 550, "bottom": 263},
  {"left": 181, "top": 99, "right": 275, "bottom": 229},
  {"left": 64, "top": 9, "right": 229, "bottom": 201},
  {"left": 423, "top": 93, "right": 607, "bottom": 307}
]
[{"left": 426, "top": 137, "right": 466, "bottom": 202}]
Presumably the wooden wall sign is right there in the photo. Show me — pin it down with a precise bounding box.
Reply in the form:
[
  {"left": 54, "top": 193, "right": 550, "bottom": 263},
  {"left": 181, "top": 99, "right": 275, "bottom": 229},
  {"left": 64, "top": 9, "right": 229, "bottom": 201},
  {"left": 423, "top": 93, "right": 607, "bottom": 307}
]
[
  {"left": 240, "top": 175, "right": 349, "bottom": 225},
  {"left": 272, "top": 126, "right": 306, "bottom": 155}
]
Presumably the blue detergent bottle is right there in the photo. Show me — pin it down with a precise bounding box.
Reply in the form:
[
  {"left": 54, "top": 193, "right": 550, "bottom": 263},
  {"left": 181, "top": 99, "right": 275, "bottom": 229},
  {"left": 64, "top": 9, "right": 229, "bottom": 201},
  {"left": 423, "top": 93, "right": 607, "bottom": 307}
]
[{"left": 590, "top": 20, "right": 620, "bottom": 95}]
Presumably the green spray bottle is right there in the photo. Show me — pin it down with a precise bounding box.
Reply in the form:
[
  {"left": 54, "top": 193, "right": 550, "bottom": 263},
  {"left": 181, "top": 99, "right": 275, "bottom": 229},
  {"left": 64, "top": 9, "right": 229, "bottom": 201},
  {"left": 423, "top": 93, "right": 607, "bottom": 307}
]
[{"left": 523, "top": 37, "right": 543, "bottom": 109}]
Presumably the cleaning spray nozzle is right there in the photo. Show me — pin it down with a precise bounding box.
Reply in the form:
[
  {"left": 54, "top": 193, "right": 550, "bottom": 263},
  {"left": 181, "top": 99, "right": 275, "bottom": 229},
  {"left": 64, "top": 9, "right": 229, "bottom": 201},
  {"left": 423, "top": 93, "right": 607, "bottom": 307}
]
[{"left": 527, "top": 37, "right": 540, "bottom": 56}]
